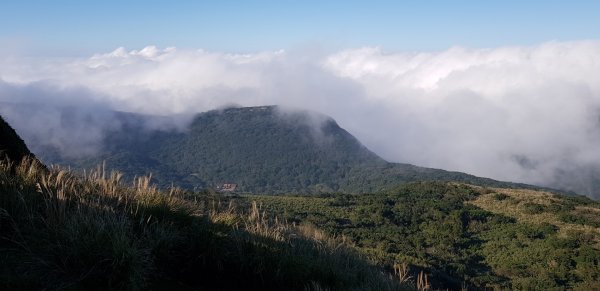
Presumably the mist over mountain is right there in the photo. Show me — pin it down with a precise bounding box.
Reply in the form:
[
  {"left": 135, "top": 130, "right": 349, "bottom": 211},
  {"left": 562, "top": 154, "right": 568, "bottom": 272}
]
[
  {"left": 2, "top": 41, "right": 600, "bottom": 198},
  {"left": 18, "top": 105, "right": 532, "bottom": 194}
]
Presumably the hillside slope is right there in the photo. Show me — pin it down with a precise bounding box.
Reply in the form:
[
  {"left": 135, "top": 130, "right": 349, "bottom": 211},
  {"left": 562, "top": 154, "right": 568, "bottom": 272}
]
[
  {"left": 0, "top": 115, "right": 34, "bottom": 164},
  {"left": 2, "top": 109, "right": 598, "bottom": 290},
  {"left": 38, "top": 106, "right": 536, "bottom": 193},
  {"left": 0, "top": 135, "right": 408, "bottom": 290}
]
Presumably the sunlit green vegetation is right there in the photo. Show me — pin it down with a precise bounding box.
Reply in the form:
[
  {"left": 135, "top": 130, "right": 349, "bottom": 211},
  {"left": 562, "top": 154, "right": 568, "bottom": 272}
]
[{"left": 240, "top": 183, "right": 600, "bottom": 290}]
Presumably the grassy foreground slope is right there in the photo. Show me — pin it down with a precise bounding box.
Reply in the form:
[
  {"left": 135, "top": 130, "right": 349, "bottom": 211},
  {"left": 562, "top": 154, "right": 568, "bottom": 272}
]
[
  {"left": 245, "top": 183, "right": 600, "bottom": 290},
  {"left": 0, "top": 159, "right": 411, "bottom": 291},
  {"left": 4, "top": 112, "right": 599, "bottom": 290}
]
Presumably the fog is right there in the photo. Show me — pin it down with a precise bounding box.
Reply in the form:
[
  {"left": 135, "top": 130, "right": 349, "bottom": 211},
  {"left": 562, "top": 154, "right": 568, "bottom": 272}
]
[{"left": 1, "top": 41, "right": 600, "bottom": 198}]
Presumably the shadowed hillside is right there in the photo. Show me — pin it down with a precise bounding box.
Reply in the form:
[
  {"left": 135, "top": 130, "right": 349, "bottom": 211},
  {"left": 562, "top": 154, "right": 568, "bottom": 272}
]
[
  {"left": 0, "top": 117, "right": 410, "bottom": 290},
  {"left": 0, "top": 115, "right": 34, "bottom": 164}
]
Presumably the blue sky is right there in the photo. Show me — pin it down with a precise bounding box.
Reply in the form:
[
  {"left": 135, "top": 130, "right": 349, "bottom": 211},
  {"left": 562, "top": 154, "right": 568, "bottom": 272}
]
[{"left": 1, "top": 0, "right": 599, "bottom": 55}]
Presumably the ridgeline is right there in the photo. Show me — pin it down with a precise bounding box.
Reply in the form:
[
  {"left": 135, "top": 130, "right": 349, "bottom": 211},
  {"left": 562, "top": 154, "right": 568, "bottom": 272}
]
[{"left": 41, "top": 106, "right": 537, "bottom": 194}]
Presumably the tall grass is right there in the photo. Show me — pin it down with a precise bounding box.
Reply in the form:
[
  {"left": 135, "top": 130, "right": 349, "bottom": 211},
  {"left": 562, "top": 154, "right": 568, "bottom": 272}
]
[{"left": 0, "top": 158, "right": 413, "bottom": 290}]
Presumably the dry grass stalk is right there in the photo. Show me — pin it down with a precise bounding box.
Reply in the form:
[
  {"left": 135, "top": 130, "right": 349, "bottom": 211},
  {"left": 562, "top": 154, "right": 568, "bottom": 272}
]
[
  {"left": 304, "top": 280, "right": 331, "bottom": 291},
  {"left": 393, "top": 262, "right": 412, "bottom": 283},
  {"left": 417, "top": 271, "right": 430, "bottom": 291}
]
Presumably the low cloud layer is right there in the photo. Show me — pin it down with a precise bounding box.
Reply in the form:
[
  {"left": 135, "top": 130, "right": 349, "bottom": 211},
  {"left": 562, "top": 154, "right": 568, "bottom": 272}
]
[{"left": 1, "top": 41, "right": 600, "bottom": 197}]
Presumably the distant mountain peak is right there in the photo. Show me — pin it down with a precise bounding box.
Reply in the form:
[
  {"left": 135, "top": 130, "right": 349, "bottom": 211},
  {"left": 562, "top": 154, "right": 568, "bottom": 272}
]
[{"left": 220, "top": 105, "right": 276, "bottom": 112}]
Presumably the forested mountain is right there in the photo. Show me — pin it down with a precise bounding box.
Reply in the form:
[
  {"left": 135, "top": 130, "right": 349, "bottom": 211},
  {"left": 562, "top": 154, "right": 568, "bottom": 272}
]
[{"left": 38, "top": 106, "right": 536, "bottom": 193}]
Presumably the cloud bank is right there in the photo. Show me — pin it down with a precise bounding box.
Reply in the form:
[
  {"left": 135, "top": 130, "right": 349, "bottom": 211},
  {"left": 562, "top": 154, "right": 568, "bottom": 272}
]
[{"left": 1, "top": 41, "right": 600, "bottom": 197}]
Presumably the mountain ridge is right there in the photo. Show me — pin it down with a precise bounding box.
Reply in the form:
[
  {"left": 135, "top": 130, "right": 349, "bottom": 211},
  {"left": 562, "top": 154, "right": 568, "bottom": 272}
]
[{"left": 34, "top": 105, "right": 548, "bottom": 194}]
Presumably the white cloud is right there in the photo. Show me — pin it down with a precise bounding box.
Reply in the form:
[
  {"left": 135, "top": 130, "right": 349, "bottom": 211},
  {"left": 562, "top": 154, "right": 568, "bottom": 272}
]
[{"left": 1, "top": 41, "right": 600, "bottom": 197}]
